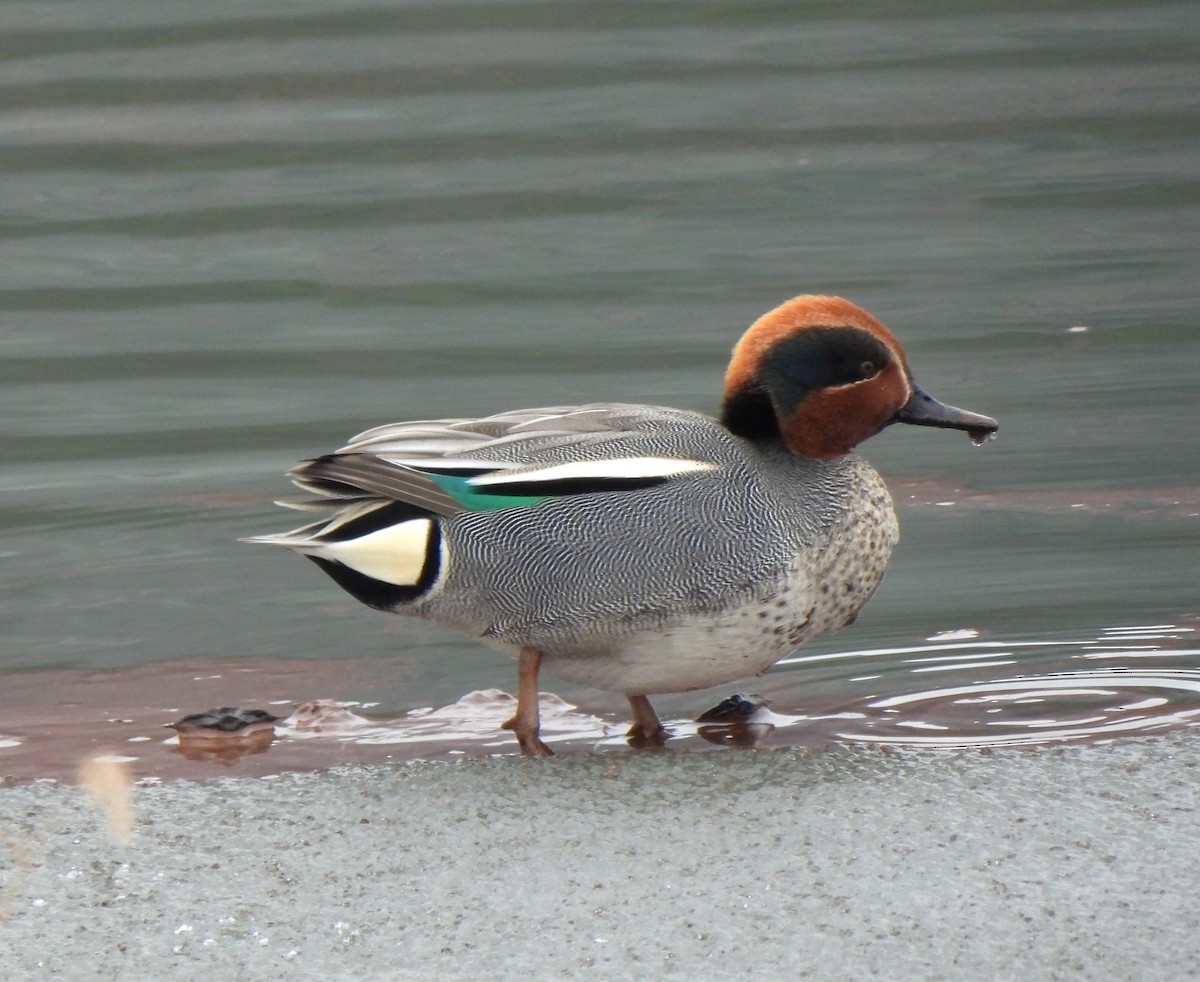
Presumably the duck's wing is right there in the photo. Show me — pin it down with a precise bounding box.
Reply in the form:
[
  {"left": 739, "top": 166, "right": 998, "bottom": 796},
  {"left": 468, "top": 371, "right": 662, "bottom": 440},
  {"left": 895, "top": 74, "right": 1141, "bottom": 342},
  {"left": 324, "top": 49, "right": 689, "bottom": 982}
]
[
  {"left": 282, "top": 404, "right": 724, "bottom": 517},
  {"left": 245, "top": 403, "right": 787, "bottom": 624}
]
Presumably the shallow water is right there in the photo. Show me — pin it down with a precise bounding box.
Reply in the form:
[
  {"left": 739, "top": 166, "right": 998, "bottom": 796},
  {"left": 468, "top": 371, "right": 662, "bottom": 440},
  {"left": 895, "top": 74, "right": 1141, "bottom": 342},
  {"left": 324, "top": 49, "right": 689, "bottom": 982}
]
[{"left": 1, "top": 0, "right": 1197, "bottom": 780}]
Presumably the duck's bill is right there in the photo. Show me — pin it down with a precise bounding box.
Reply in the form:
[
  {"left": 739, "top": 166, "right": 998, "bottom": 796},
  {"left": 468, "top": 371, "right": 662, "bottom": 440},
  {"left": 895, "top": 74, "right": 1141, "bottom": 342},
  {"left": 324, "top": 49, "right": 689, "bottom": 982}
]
[{"left": 893, "top": 384, "right": 999, "bottom": 444}]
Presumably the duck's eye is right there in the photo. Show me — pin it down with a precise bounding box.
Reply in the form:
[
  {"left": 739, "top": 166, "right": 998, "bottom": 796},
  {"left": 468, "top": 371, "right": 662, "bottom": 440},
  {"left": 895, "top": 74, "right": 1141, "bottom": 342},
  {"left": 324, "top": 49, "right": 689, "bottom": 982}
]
[{"left": 859, "top": 361, "right": 878, "bottom": 379}]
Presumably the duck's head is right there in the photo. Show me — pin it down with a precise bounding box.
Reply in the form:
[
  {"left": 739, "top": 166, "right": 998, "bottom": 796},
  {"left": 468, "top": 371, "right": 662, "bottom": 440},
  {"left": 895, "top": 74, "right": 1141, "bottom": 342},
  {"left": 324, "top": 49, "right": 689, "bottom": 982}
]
[{"left": 720, "top": 295, "right": 998, "bottom": 459}]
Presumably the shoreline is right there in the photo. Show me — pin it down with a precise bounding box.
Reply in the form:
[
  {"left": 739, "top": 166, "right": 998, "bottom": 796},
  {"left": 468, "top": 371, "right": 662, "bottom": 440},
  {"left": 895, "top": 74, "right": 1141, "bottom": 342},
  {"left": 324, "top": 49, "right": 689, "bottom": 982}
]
[{"left": 5, "top": 650, "right": 1200, "bottom": 786}]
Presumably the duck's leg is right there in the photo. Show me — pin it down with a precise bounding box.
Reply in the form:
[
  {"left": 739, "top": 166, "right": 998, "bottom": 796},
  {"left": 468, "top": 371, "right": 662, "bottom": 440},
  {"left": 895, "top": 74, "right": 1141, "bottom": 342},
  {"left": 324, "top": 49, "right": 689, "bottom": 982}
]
[
  {"left": 626, "top": 694, "right": 668, "bottom": 744},
  {"left": 502, "top": 647, "right": 553, "bottom": 757}
]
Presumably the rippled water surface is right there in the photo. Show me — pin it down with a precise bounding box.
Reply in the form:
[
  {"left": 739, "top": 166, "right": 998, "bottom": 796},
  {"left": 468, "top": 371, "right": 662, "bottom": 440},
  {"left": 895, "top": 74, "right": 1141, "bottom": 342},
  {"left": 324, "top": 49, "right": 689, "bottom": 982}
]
[{"left": 1, "top": 0, "right": 1197, "bottom": 777}]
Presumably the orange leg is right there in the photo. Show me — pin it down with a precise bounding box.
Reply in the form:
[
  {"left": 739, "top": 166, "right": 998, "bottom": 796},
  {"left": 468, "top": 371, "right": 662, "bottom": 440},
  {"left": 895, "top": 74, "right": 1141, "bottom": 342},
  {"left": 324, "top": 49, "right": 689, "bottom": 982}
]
[
  {"left": 626, "top": 694, "right": 668, "bottom": 745},
  {"left": 501, "top": 647, "right": 553, "bottom": 757}
]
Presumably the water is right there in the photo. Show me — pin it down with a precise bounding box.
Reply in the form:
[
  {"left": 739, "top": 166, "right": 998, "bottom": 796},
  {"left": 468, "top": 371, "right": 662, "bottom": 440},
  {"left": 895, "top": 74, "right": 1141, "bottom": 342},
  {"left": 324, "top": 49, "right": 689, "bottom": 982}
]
[{"left": 1, "top": 0, "right": 1197, "bottom": 777}]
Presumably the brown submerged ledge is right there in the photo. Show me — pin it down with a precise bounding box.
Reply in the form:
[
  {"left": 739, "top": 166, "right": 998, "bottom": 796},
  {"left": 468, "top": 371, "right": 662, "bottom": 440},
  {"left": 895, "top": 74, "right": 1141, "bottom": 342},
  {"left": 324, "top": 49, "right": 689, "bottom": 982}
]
[
  {"left": 0, "top": 657, "right": 413, "bottom": 786},
  {"left": 0, "top": 656, "right": 825, "bottom": 786},
  {"left": 5, "top": 640, "right": 1200, "bottom": 785}
]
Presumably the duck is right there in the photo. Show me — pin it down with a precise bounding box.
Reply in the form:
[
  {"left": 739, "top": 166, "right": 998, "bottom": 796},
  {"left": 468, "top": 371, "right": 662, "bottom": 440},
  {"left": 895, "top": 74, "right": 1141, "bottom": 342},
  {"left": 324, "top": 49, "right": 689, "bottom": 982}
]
[{"left": 245, "top": 295, "right": 997, "bottom": 756}]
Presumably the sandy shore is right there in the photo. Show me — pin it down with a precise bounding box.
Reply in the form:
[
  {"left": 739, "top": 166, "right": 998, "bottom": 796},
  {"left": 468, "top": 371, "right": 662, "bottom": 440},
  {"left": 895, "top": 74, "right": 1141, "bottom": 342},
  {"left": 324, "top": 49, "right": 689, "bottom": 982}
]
[
  {"left": 3, "top": 650, "right": 1198, "bottom": 977},
  {"left": 1, "top": 733, "right": 1198, "bottom": 979}
]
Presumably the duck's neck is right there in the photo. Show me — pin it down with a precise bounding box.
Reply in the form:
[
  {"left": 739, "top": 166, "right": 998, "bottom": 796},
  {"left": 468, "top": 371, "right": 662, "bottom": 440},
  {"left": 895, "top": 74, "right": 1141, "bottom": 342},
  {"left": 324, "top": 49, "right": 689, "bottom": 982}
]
[{"left": 720, "top": 387, "right": 781, "bottom": 442}]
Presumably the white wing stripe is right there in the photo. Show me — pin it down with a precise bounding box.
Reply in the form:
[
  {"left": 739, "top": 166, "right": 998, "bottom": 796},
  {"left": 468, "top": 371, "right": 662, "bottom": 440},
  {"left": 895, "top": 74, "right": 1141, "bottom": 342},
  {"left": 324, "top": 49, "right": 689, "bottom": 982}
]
[
  {"left": 467, "top": 457, "right": 717, "bottom": 487},
  {"left": 379, "top": 457, "right": 516, "bottom": 473}
]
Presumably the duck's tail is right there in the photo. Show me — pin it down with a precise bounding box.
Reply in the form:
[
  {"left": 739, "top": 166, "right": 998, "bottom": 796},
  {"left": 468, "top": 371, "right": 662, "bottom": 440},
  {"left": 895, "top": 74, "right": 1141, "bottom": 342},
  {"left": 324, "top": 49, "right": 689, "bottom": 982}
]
[{"left": 242, "top": 456, "right": 451, "bottom": 611}]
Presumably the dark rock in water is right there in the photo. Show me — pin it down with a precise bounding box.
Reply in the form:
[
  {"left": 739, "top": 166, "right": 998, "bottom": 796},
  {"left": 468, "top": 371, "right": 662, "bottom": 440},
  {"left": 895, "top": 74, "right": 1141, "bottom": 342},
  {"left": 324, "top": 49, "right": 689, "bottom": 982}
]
[
  {"left": 170, "top": 707, "right": 282, "bottom": 735},
  {"left": 695, "top": 693, "right": 769, "bottom": 723}
]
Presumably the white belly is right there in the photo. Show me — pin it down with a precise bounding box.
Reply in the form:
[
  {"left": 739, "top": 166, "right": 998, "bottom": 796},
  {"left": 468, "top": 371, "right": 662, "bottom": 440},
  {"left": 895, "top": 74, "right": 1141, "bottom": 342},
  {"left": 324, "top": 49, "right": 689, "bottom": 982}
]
[{"left": 544, "top": 616, "right": 800, "bottom": 694}]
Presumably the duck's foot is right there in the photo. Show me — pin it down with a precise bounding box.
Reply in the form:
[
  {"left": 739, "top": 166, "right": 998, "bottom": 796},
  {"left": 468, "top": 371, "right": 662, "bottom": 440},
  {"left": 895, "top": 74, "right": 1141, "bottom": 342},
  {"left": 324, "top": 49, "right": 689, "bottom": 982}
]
[
  {"left": 626, "top": 694, "right": 669, "bottom": 748},
  {"left": 502, "top": 647, "right": 554, "bottom": 757},
  {"left": 501, "top": 716, "right": 554, "bottom": 757}
]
